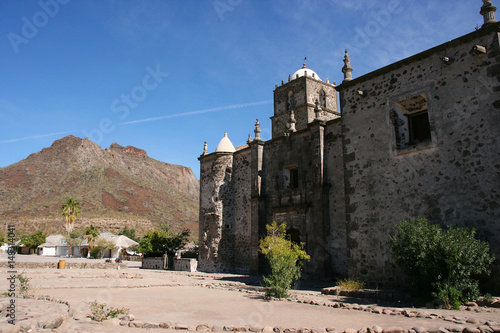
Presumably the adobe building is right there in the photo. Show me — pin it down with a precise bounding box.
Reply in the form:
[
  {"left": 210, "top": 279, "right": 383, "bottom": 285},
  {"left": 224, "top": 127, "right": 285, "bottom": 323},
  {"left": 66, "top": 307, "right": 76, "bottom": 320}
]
[{"left": 198, "top": 1, "right": 500, "bottom": 291}]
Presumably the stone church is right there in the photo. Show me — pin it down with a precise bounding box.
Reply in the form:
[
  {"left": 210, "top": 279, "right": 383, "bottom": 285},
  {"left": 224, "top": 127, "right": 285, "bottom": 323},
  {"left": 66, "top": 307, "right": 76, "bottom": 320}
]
[{"left": 198, "top": 1, "right": 500, "bottom": 291}]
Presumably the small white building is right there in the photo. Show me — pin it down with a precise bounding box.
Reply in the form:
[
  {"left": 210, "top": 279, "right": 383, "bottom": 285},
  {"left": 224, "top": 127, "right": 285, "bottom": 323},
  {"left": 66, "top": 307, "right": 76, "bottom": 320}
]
[
  {"left": 38, "top": 234, "right": 89, "bottom": 257},
  {"left": 37, "top": 232, "right": 137, "bottom": 258}
]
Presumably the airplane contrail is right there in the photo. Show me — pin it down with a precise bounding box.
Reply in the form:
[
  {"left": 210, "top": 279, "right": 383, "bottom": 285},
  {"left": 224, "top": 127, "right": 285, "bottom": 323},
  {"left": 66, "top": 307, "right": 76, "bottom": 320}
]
[
  {"left": 0, "top": 130, "right": 76, "bottom": 143},
  {"left": 120, "top": 100, "right": 272, "bottom": 125}
]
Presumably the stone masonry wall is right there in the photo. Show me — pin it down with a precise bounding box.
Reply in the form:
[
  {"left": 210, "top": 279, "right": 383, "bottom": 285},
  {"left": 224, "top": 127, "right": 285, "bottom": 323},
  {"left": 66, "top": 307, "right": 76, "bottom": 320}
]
[
  {"left": 262, "top": 122, "right": 338, "bottom": 277},
  {"left": 338, "top": 27, "right": 500, "bottom": 290},
  {"left": 324, "top": 119, "right": 348, "bottom": 277},
  {"left": 273, "top": 77, "right": 339, "bottom": 138},
  {"left": 232, "top": 148, "right": 253, "bottom": 274},
  {"left": 198, "top": 153, "right": 235, "bottom": 273}
]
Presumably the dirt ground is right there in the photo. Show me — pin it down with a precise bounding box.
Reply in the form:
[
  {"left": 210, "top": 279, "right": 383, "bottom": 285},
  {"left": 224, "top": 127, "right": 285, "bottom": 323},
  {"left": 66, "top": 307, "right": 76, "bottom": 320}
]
[{"left": 0, "top": 254, "right": 499, "bottom": 332}]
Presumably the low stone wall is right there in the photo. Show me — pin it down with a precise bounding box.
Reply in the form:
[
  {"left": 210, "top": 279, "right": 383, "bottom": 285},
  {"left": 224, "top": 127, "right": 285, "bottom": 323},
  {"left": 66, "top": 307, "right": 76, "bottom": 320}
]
[
  {"left": 173, "top": 258, "right": 198, "bottom": 272},
  {"left": 321, "top": 287, "right": 413, "bottom": 303},
  {"left": 0, "top": 261, "right": 127, "bottom": 269},
  {"left": 142, "top": 257, "right": 167, "bottom": 270}
]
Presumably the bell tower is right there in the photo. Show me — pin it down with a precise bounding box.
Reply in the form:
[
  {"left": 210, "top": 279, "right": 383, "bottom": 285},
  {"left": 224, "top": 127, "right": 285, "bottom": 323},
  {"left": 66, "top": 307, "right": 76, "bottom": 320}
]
[{"left": 271, "top": 63, "right": 339, "bottom": 138}]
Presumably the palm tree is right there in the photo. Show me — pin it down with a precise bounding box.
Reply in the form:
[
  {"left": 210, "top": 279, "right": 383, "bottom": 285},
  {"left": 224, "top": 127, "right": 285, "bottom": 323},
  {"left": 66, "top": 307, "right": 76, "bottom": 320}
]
[
  {"left": 84, "top": 224, "right": 100, "bottom": 258},
  {"left": 61, "top": 197, "right": 80, "bottom": 256}
]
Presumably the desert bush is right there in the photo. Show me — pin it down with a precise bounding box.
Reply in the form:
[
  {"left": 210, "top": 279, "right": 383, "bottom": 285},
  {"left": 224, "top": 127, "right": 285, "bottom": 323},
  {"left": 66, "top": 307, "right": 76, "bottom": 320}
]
[
  {"left": 17, "top": 273, "right": 30, "bottom": 298},
  {"left": 88, "top": 301, "right": 128, "bottom": 322},
  {"left": 337, "top": 278, "right": 365, "bottom": 291},
  {"left": 259, "top": 221, "right": 310, "bottom": 298},
  {"left": 388, "top": 217, "right": 494, "bottom": 308}
]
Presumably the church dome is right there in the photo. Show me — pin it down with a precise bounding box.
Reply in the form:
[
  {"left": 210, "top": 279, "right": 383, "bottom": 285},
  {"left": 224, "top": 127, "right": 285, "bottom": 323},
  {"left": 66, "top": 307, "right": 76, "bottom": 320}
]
[
  {"left": 292, "top": 64, "right": 321, "bottom": 81},
  {"left": 215, "top": 132, "right": 236, "bottom": 153}
]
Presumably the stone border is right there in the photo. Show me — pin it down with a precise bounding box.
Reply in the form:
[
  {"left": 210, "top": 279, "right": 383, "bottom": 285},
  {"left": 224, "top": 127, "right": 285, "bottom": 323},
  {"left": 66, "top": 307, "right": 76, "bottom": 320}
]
[{"left": 9, "top": 275, "right": 499, "bottom": 333}]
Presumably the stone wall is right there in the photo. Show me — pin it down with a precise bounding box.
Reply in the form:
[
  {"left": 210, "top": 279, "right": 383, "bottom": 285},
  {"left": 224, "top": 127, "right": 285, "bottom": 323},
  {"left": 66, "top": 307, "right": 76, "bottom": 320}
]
[
  {"left": 262, "top": 121, "right": 339, "bottom": 277},
  {"left": 273, "top": 76, "right": 339, "bottom": 138},
  {"left": 173, "top": 258, "right": 198, "bottom": 272},
  {"left": 142, "top": 257, "right": 167, "bottom": 270},
  {"left": 338, "top": 26, "right": 500, "bottom": 289},
  {"left": 232, "top": 148, "right": 253, "bottom": 273},
  {"left": 198, "top": 153, "right": 235, "bottom": 273},
  {"left": 324, "top": 119, "right": 348, "bottom": 277}
]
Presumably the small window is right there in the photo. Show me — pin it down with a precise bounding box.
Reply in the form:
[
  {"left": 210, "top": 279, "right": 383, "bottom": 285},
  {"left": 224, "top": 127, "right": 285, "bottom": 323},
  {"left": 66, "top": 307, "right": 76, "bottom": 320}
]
[
  {"left": 392, "top": 94, "right": 432, "bottom": 149},
  {"left": 283, "top": 165, "right": 299, "bottom": 190},
  {"left": 407, "top": 111, "right": 431, "bottom": 145}
]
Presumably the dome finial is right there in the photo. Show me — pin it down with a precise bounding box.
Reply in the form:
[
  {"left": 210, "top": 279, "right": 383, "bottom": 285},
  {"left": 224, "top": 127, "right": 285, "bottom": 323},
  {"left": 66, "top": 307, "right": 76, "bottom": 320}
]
[
  {"left": 302, "top": 56, "right": 307, "bottom": 69},
  {"left": 342, "top": 49, "right": 353, "bottom": 82},
  {"left": 203, "top": 141, "right": 208, "bottom": 155},
  {"left": 481, "top": 0, "right": 498, "bottom": 27},
  {"left": 254, "top": 119, "right": 262, "bottom": 141}
]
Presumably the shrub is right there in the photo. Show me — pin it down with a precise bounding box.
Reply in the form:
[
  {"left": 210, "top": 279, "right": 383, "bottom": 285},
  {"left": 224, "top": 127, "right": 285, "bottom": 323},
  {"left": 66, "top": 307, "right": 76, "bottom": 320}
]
[
  {"left": 337, "top": 278, "right": 365, "bottom": 291},
  {"left": 17, "top": 273, "right": 30, "bottom": 298},
  {"left": 259, "top": 222, "right": 310, "bottom": 298},
  {"left": 89, "top": 247, "right": 100, "bottom": 259},
  {"left": 388, "top": 217, "right": 494, "bottom": 307},
  {"left": 20, "top": 230, "right": 46, "bottom": 251},
  {"left": 88, "top": 301, "right": 128, "bottom": 322},
  {"left": 138, "top": 225, "right": 189, "bottom": 257}
]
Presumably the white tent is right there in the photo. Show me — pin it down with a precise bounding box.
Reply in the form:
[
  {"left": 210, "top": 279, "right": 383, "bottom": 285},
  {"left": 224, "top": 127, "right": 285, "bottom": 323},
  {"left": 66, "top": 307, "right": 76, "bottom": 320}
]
[{"left": 98, "top": 232, "right": 138, "bottom": 258}]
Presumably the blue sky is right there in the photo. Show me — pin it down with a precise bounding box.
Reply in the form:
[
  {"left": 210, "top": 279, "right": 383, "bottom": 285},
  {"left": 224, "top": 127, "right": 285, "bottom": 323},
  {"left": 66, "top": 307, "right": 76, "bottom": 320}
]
[{"left": 0, "top": 0, "right": 484, "bottom": 179}]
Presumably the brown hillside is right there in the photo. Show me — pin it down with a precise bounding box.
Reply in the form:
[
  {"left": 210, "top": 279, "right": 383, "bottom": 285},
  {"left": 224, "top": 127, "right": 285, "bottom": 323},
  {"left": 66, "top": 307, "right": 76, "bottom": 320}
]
[{"left": 0, "top": 135, "right": 199, "bottom": 236}]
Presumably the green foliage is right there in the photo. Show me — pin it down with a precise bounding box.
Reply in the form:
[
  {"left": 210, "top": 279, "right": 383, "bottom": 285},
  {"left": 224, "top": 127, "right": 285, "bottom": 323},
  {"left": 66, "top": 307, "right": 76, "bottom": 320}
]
[
  {"left": 92, "top": 238, "right": 115, "bottom": 259},
  {"left": 433, "top": 285, "right": 463, "bottom": 310},
  {"left": 138, "top": 225, "right": 190, "bottom": 257},
  {"left": 118, "top": 226, "right": 139, "bottom": 242},
  {"left": 337, "top": 279, "right": 365, "bottom": 291},
  {"left": 84, "top": 224, "right": 100, "bottom": 249},
  {"left": 259, "top": 222, "right": 310, "bottom": 298},
  {"left": 17, "top": 273, "right": 30, "bottom": 297},
  {"left": 90, "top": 247, "right": 101, "bottom": 259},
  {"left": 388, "top": 217, "right": 495, "bottom": 307},
  {"left": 88, "top": 301, "right": 128, "bottom": 322},
  {"left": 0, "top": 232, "right": 5, "bottom": 244},
  {"left": 20, "top": 230, "right": 47, "bottom": 250},
  {"left": 61, "top": 197, "right": 81, "bottom": 256},
  {"left": 61, "top": 197, "right": 81, "bottom": 234}
]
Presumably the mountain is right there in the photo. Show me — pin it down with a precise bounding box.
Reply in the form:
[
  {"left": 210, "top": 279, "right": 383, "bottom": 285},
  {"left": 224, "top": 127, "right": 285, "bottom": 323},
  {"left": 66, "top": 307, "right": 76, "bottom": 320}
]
[{"left": 0, "top": 135, "right": 199, "bottom": 236}]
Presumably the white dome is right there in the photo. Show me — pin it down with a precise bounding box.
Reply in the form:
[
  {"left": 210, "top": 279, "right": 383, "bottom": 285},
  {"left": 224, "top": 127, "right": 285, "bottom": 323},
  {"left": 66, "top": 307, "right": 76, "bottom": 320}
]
[
  {"left": 215, "top": 132, "right": 236, "bottom": 153},
  {"left": 292, "top": 64, "right": 321, "bottom": 81}
]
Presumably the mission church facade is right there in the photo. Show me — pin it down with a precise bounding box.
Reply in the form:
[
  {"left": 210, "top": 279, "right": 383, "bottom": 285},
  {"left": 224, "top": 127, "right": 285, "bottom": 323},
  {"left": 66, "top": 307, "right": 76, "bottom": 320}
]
[{"left": 198, "top": 2, "right": 500, "bottom": 290}]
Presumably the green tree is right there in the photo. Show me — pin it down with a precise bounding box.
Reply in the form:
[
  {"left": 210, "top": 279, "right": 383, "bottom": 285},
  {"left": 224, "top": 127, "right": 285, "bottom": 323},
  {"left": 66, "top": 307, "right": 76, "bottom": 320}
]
[
  {"left": 91, "top": 238, "right": 115, "bottom": 259},
  {"left": 118, "top": 226, "right": 138, "bottom": 242},
  {"left": 61, "top": 197, "right": 81, "bottom": 256},
  {"left": 259, "top": 221, "right": 310, "bottom": 298},
  {"left": 84, "top": 224, "right": 100, "bottom": 256},
  {"left": 21, "top": 230, "right": 47, "bottom": 251},
  {"left": 138, "top": 226, "right": 190, "bottom": 258},
  {"left": 388, "top": 217, "right": 495, "bottom": 308}
]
